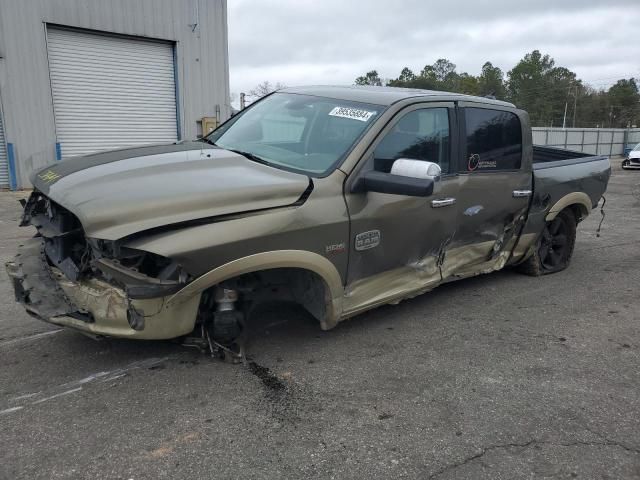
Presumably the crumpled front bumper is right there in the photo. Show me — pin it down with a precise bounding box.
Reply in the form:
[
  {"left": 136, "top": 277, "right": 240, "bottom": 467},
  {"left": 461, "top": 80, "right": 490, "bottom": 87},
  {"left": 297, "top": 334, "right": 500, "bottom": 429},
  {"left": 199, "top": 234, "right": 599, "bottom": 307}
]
[{"left": 5, "top": 238, "right": 201, "bottom": 340}]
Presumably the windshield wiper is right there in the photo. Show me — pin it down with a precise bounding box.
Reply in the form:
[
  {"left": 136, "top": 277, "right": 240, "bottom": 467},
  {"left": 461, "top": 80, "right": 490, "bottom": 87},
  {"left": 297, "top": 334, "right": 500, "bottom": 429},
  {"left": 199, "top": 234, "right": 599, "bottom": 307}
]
[
  {"left": 227, "top": 148, "right": 270, "bottom": 166},
  {"left": 199, "top": 137, "right": 216, "bottom": 146}
]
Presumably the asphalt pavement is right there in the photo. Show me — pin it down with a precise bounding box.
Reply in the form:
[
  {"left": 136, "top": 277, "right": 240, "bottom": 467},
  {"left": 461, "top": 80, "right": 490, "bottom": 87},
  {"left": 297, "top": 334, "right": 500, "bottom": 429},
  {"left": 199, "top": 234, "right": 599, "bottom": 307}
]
[{"left": 1, "top": 159, "right": 639, "bottom": 479}]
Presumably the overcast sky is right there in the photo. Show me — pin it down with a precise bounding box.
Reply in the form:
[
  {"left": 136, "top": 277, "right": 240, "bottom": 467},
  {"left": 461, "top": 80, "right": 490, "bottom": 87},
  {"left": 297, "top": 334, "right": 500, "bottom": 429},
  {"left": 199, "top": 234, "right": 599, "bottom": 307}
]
[{"left": 227, "top": 0, "right": 640, "bottom": 99}]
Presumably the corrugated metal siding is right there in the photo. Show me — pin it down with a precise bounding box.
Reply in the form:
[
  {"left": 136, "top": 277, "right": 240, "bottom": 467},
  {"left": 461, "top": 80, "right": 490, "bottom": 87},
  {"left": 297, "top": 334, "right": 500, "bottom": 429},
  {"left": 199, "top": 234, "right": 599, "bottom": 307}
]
[
  {"left": 0, "top": 0, "right": 229, "bottom": 187},
  {"left": 0, "top": 111, "right": 8, "bottom": 188},
  {"left": 532, "top": 127, "right": 640, "bottom": 155},
  {"left": 47, "top": 28, "right": 177, "bottom": 158}
]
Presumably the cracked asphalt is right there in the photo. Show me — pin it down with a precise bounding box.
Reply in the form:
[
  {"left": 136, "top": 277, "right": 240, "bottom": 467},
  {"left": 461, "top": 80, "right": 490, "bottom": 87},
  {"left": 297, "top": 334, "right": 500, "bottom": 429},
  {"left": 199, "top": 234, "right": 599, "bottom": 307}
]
[{"left": 1, "top": 159, "right": 639, "bottom": 479}]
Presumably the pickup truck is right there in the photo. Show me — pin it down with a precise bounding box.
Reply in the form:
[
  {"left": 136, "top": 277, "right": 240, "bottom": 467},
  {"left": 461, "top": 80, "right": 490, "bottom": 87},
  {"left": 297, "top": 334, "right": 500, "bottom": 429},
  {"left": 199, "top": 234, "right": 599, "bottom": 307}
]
[{"left": 5, "top": 86, "right": 611, "bottom": 353}]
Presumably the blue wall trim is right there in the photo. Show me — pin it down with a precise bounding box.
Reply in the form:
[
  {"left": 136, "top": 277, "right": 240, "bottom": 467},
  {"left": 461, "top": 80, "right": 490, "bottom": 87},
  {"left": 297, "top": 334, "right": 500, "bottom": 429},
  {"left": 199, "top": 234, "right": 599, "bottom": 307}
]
[
  {"left": 173, "top": 44, "right": 182, "bottom": 140},
  {"left": 7, "top": 143, "right": 18, "bottom": 190},
  {"left": 55, "top": 142, "right": 62, "bottom": 161}
]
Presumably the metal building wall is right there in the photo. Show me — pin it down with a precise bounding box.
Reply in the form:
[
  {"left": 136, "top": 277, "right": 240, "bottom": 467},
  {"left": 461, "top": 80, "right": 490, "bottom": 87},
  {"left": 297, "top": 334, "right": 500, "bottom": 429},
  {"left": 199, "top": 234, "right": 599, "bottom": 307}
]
[
  {"left": 532, "top": 127, "right": 640, "bottom": 156},
  {"left": 0, "top": 0, "right": 230, "bottom": 189}
]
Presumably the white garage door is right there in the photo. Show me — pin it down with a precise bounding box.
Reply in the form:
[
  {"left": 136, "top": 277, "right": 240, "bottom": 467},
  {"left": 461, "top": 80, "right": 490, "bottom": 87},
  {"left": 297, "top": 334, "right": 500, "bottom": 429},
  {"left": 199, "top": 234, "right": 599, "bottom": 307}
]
[
  {"left": 47, "top": 28, "right": 178, "bottom": 159},
  {"left": 0, "top": 110, "right": 8, "bottom": 189}
]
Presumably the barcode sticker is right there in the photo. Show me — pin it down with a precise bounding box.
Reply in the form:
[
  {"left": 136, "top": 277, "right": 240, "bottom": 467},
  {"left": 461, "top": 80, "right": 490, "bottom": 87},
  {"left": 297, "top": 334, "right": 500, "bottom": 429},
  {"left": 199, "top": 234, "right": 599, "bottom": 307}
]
[{"left": 328, "top": 106, "right": 376, "bottom": 122}]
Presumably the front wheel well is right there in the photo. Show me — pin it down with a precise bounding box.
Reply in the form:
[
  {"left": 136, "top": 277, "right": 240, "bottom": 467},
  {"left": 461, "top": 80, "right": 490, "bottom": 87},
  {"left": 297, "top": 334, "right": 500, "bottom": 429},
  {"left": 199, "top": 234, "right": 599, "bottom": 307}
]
[{"left": 200, "top": 267, "right": 332, "bottom": 328}]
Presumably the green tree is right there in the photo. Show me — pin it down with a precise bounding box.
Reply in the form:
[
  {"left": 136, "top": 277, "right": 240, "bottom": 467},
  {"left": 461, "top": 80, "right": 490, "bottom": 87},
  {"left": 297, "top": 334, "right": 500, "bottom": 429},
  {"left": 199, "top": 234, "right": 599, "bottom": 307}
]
[
  {"left": 457, "top": 73, "right": 479, "bottom": 95},
  {"left": 573, "top": 86, "right": 604, "bottom": 127},
  {"left": 506, "top": 50, "right": 577, "bottom": 126},
  {"left": 477, "top": 62, "right": 505, "bottom": 99},
  {"left": 355, "top": 70, "right": 383, "bottom": 86},
  {"left": 432, "top": 59, "right": 457, "bottom": 83},
  {"left": 389, "top": 59, "right": 467, "bottom": 91},
  {"left": 607, "top": 79, "right": 640, "bottom": 127},
  {"left": 416, "top": 64, "right": 439, "bottom": 89},
  {"left": 388, "top": 67, "right": 417, "bottom": 87},
  {"left": 355, "top": 56, "right": 637, "bottom": 128}
]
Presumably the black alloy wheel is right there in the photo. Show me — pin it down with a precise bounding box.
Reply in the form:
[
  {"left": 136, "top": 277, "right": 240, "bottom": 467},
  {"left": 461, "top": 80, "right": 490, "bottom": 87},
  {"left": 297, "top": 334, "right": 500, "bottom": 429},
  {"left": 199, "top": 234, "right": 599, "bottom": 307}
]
[{"left": 538, "top": 214, "right": 571, "bottom": 271}]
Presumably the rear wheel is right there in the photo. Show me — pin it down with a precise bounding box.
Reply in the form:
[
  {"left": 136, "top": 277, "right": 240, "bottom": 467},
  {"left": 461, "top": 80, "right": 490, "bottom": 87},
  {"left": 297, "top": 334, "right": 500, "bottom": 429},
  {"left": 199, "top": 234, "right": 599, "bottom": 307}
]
[{"left": 517, "top": 209, "right": 577, "bottom": 276}]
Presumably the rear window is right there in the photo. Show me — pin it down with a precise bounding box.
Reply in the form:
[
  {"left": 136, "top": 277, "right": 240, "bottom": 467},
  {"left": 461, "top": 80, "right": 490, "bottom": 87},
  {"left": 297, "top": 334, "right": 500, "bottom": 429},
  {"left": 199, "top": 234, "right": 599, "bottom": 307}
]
[{"left": 464, "top": 108, "right": 522, "bottom": 171}]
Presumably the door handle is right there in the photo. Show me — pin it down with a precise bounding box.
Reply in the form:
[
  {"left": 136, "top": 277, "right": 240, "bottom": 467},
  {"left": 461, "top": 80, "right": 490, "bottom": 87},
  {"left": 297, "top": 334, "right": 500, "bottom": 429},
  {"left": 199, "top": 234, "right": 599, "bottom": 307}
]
[
  {"left": 431, "top": 198, "right": 456, "bottom": 208},
  {"left": 512, "top": 190, "right": 532, "bottom": 198}
]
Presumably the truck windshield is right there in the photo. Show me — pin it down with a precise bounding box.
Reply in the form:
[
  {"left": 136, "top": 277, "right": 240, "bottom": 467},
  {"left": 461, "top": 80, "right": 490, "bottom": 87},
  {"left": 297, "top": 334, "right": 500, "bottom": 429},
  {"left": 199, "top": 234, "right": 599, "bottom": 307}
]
[{"left": 205, "top": 93, "right": 383, "bottom": 176}]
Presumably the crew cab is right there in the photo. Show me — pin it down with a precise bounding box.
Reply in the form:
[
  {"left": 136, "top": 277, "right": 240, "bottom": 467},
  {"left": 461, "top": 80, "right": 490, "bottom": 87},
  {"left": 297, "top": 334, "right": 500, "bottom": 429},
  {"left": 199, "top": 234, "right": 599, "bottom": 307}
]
[{"left": 5, "top": 86, "right": 611, "bottom": 350}]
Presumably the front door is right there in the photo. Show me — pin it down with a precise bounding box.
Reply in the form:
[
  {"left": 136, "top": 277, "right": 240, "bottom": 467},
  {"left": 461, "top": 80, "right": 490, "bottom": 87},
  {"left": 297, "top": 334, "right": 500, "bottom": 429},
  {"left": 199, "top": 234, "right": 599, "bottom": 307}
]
[
  {"left": 441, "top": 103, "right": 532, "bottom": 278},
  {"left": 343, "top": 102, "right": 460, "bottom": 315}
]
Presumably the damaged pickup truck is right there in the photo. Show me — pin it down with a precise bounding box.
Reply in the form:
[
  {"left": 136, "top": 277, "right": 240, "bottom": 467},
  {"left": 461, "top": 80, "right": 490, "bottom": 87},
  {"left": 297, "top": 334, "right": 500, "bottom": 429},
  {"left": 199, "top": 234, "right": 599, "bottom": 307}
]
[{"left": 6, "top": 86, "right": 610, "bottom": 354}]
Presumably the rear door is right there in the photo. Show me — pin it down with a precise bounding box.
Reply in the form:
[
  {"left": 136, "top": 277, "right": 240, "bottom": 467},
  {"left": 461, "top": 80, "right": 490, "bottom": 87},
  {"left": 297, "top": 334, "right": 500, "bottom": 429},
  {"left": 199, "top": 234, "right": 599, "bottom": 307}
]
[{"left": 440, "top": 103, "right": 532, "bottom": 278}]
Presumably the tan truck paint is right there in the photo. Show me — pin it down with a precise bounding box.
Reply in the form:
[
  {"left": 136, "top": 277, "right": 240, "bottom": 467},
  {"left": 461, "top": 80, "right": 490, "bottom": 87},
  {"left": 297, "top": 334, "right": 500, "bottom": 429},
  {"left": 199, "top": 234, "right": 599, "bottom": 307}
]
[{"left": 6, "top": 86, "right": 610, "bottom": 340}]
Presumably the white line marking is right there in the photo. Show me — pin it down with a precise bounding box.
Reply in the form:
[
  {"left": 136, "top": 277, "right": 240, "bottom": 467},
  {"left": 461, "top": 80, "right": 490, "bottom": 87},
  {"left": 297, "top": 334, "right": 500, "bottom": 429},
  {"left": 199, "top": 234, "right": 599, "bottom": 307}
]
[
  {"left": 0, "top": 329, "right": 63, "bottom": 347},
  {"left": 10, "top": 392, "right": 41, "bottom": 402},
  {"left": 32, "top": 387, "right": 82, "bottom": 404},
  {"left": 101, "top": 373, "right": 127, "bottom": 382},
  {"left": 59, "top": 371, "right": 111, "bottom": 388},
  {"left": 0, "top": 406, "right": 24, "bottom": 415},
  {"left": 3, "top": 356, "right": 170, "bottom": 412}
]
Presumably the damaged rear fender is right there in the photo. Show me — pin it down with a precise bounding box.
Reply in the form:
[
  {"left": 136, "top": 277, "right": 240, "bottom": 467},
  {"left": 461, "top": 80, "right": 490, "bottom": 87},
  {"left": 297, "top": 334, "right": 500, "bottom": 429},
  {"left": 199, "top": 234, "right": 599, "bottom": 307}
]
[
  {"left": 545, "top": 192, "right": 591, "bottom": 222},
  {"left": 166, "top": 250, "right": 345, "bottom": 330}
]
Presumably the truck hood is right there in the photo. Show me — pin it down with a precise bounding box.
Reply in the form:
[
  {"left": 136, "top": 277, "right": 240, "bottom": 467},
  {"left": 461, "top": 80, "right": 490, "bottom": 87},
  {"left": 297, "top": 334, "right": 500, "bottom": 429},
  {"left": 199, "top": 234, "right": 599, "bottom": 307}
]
[{"left": 30, "top": 142, "right": 311, "bottom": 240}]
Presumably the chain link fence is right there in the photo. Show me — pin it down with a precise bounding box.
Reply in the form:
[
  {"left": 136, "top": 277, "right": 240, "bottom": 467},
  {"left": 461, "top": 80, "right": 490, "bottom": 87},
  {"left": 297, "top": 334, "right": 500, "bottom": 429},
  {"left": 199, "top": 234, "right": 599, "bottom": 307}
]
[{"left": 532, "top": 127, "right": 640, "bottom": 156}]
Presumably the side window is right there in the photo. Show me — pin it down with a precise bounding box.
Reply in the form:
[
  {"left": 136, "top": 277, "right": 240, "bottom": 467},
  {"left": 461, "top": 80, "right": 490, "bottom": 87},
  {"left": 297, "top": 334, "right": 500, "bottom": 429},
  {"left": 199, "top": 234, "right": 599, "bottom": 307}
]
[
  {"left": 464, "top": 108, "right": 522, "bottom": 171},
  {"left": 374, "top": 108, "right": 450, "bottom": 174}
]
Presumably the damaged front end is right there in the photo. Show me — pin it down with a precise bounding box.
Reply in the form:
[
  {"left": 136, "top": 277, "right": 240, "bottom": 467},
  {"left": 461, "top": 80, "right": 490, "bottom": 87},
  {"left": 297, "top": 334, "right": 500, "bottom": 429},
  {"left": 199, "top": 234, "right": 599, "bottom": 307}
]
[{"left": 5, "top": 192, "right": 200, "bottom": 339}]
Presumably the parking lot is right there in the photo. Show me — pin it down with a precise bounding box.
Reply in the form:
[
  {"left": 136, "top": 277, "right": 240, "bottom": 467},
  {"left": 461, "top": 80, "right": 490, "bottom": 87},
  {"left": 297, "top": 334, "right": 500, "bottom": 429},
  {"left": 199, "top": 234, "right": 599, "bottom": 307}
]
[{"left": 1, "top": 160, "right": 639, "bottom": 479}]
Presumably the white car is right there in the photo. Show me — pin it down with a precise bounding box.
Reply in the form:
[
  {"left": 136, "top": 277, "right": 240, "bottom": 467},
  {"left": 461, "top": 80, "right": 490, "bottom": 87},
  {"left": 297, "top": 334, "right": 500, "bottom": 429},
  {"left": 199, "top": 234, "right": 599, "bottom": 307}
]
[{"left": 622, "top": 143, "right": 640, "bottom": 169}]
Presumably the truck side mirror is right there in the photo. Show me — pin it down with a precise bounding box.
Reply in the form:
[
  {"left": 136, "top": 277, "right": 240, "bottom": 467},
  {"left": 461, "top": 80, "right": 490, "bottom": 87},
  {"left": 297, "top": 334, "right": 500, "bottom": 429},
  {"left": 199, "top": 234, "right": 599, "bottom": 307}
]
[{"left": 351, "top": 159, "right": 440, "bottom": 197}]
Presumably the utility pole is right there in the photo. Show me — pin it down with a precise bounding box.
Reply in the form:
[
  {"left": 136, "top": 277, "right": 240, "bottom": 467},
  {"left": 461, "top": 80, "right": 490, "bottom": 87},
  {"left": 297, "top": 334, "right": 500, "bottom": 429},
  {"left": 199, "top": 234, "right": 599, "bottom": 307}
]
[
  {"left": 563, "top": 84, "right": 577, "bottom": 129},
  {"left": 240, "top": 92, "right": 246, "bottom": 110},
  {"left": 608, "top": 106, "right": 613, "bottom": 128},
  {"left": 572, "top": 85, "right": 578, "bottom": 128}
]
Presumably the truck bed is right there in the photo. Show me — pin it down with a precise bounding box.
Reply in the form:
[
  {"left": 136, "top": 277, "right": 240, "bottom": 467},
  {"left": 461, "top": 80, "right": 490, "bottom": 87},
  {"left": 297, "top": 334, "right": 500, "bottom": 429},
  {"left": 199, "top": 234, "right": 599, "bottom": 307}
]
[
  {"left": 515, "top": 146, "right": 611, "bottom": 260},
  {"left": 532, "top": 145, "right": 609, "bottom": 211},
  {"left": 533, "top": 145, "right": 599, "bottom": 168}
]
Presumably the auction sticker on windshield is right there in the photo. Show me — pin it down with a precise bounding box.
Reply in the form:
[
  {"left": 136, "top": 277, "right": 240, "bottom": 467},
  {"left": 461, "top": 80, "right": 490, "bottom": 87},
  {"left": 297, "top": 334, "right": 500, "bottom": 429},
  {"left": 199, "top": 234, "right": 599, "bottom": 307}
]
[{"left": 329, "top": 106, "right": 376, "bottom": 122}]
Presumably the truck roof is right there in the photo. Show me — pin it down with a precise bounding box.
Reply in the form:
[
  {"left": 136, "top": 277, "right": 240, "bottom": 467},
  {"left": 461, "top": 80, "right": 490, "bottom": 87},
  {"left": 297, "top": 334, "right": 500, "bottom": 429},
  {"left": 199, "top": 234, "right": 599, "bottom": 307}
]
[{"left": 280, "top": 85, "right": 516, "bottom": 108}]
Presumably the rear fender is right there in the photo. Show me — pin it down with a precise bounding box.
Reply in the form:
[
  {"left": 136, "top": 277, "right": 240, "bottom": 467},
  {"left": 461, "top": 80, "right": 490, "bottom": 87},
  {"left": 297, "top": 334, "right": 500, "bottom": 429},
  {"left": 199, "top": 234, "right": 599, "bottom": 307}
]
[{"left": 545, "top": 192, "right": 591, "bottom": 222}]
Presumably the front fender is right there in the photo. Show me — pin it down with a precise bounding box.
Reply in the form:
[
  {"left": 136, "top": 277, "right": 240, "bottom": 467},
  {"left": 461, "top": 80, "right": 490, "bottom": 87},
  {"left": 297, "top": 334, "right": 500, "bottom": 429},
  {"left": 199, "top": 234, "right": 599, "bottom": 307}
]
[{"left": 166, "top": 250, "right": 345, "bottom": 329}]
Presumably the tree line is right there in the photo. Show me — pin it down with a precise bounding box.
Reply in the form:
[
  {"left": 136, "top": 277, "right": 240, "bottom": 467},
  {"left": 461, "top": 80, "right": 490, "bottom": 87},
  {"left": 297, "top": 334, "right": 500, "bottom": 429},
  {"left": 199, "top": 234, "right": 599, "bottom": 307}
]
[{"left": 355, "top": 50, "right": 639, "bottom": 129}]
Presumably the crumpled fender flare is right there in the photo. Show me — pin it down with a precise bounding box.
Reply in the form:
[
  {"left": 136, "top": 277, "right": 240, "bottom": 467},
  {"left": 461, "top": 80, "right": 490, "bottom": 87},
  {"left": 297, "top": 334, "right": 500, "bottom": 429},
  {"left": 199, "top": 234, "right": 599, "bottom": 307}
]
[
  {"left": 545, "top": 192, "right": 592, "bottom": 222},
  {"left": 166, "top": 250, "right": 344, "bottom": 329}
]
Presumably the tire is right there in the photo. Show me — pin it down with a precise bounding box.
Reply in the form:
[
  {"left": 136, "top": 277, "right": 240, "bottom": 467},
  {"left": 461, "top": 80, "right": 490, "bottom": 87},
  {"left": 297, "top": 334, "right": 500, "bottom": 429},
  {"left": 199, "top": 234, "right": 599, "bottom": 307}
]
[
  {"left": 622, "top": 159, "right": 630, "bottom": 170},
  {"left": 517, "top": 209, "right": 577, "bottom": 276}
]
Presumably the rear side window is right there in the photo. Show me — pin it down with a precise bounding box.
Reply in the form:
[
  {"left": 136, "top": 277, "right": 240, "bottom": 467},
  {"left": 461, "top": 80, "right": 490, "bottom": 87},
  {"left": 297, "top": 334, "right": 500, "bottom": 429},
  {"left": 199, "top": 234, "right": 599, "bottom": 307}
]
[{"left": 464, "top": 108, "right": 522, "bottom": 171}]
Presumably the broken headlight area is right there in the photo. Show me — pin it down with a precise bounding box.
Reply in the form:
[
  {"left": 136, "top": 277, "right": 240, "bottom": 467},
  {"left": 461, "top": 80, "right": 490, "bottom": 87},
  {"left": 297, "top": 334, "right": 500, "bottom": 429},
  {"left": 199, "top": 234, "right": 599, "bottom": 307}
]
[
  {"left": 91, "top": 243, "right": 189, "bottom": 299},
  {"left": 20, "top": 191, "right": 189, "bottom": 300},
  {"left": 21, "top": 191, "right": 88, "bottom": 281}
]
